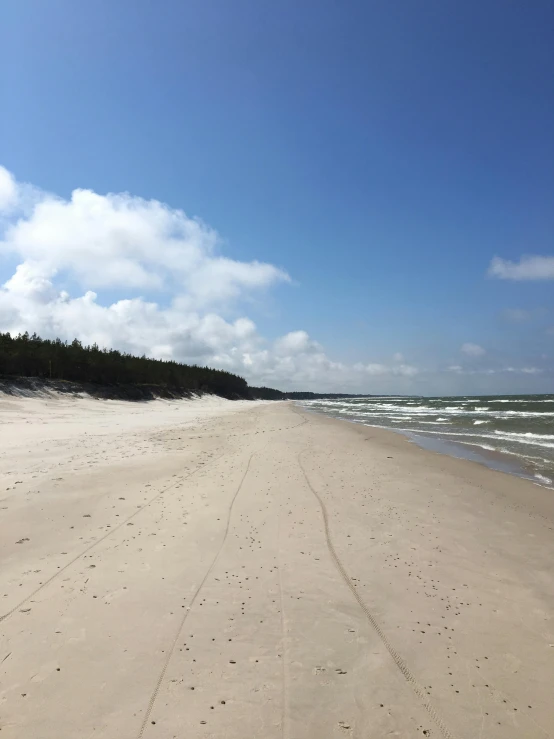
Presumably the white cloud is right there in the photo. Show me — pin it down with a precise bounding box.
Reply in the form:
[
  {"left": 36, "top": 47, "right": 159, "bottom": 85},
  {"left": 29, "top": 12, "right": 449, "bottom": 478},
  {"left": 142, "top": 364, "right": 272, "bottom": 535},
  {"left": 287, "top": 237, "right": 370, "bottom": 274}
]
[
  {"left": 394, "top": 364, "right": 419, "bottom": 377},
  {"left": 0, "top": 165, "right": 426, "bottom": 393},
  {"left": 446, "top": 365, "right": 542, "bottom": 376},
  {"left": 0, "top": 166, "right": 18, "bottom": 212},
  {"left": 489, "top": 255, "right": 554, "bottom": 280},
  {"left": 274, "top": 330, "right": 320, "bottom": 356},
  {"left": 0, "top": 165, "right": 549, "bottom": 395},
  {"left": 0, "top": 186, "right": 289, "bottom": 301},
  {"left": 461, "top": 342, "right": 486, "bottom": 357},
  {"left": 1, "top": 265, "right": 262, "bottom": 365},
  {"left": 0, "top": 257, "right": 422, "bottom": 392},
  {"left": 502, "top": 308, "right": 532, "bottom": 323},
  {"left": 354, "top": 362, "right": 418, "bottom": 377}
]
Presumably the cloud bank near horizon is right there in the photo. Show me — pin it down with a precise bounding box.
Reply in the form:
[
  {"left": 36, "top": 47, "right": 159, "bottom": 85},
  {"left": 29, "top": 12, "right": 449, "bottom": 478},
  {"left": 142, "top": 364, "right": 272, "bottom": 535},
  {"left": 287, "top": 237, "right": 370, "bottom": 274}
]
[{"left": 0, "top": 165, "right": 550, "bottom": 394}]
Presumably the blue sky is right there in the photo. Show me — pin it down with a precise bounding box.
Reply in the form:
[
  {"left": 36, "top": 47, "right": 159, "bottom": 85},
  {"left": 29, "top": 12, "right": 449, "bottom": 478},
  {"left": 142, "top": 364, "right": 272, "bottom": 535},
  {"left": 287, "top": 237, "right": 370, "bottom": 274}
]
[{"left": 1, "top": 0, "right": 553, "bottom": 393}]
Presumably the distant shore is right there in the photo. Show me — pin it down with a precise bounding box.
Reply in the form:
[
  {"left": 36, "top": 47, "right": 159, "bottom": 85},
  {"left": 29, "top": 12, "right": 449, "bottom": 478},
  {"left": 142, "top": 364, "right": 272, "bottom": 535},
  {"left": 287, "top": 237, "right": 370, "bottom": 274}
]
[{"left": 1, "top": 394, "right": 553, "bottom": 738}]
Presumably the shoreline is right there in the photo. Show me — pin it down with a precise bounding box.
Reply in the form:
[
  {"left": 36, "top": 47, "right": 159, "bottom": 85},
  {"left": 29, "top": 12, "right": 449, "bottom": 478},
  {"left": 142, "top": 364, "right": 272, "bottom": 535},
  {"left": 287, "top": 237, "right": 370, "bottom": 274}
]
[
  {"left": 374, "top": 422, "right": 553, "bottom": 489},
  {"left": 2, "top": 395, "right": 553, "bottom": 738},
  {"left": 297, "top": 403, "right": 554, "bottom": 491},
  {"left": 293, "top": 403, "right": 554, "bottom": 521}
]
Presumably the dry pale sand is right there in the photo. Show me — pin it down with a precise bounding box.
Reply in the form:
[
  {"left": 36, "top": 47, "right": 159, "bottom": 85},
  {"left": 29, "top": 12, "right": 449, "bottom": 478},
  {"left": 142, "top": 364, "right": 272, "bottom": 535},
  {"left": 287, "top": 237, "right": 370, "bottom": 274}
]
[{"left": 1, "top": 395, "right": 553, "bottom": 739}]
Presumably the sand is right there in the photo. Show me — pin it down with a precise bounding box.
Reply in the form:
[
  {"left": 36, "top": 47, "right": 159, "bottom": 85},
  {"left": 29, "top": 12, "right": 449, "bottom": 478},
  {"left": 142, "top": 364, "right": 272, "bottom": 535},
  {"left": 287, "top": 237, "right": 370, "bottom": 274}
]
[{"left": 1, "top": 396, "right": 553, "bottom": 739}]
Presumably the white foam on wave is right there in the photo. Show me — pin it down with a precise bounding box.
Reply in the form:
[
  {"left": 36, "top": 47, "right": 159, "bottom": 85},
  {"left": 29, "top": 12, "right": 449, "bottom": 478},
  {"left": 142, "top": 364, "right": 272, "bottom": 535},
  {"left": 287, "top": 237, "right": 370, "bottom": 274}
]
[
  {"left": 456, "top": 440, "right": 552, "bottom": 465},
  {"left": 471, "top": 443, "right": 496, "bottom": 451},
  {"left": 345, "top": 403, "right": 554, "bottom": 418},
  {"left": 501, "top": 410, "right": 554, "bottom": 417},
  {"left": 534, "top": 473, "right": 553, "bottom": 486},
  {"left": 494, "top": 398, "right": 554, "bottom": 403},
  {"left": 473, "top": 420, "right": 488, "bottom": 425},
  {"left": 351, "top": 405, "right": 495, "bottom": 417},
  {"left": 389, "top": 427, "right": 554, "bottom": 450},
  {"left": 494, "top": 430, "right": 554, "bottom": 440}
]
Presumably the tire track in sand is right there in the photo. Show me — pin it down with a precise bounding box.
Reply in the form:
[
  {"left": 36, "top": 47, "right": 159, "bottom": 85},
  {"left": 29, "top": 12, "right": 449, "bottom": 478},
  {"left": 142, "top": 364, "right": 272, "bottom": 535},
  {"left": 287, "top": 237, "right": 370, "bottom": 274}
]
[
  {"left": 297, "top": 449, "right": 458, "bottom": 739},
  {"left": 0, "top": 452, "right": 226, "bottom": 625},
  {"left": 135, "top": 452, "right": 256, "bottom": 739},
  {"left": 277, "top": 512, "right": 291, "bottom": 739}
]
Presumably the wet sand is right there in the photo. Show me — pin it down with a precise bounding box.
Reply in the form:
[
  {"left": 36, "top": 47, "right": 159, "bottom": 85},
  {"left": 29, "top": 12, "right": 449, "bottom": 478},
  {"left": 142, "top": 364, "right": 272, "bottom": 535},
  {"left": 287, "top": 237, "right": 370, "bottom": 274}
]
[{"left": 1, "top": 396, "right": 553, "bottom": 738}]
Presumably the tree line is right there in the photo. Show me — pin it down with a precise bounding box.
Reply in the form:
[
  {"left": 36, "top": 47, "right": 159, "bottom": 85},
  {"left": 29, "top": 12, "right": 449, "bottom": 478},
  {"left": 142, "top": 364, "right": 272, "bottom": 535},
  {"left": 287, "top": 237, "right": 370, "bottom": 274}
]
[
  {"left": 0, "top": 332, "right": 374, "bottom": 402},
  {"left": 249, "top": 386, "right": 375, "bottom": 401},
  {"left": 0, "top": 332, "right": 249, "bottom": 399}
]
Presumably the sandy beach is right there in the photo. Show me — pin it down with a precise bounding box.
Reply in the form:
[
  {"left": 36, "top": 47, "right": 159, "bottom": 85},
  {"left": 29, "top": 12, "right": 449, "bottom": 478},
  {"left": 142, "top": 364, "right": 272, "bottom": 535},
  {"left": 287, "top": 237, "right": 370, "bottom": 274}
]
[{"left": 1, "top": 394, "right": 553, "bottom": 739}]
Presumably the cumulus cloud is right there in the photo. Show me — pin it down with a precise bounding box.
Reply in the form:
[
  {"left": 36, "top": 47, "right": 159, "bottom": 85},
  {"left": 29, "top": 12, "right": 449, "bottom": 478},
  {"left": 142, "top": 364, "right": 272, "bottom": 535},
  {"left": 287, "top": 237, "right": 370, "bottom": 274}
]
[
  {"left": 354, "top": 362, "right": 418, "bottom": 377},
  {"left": 461, "top": 342, "right": 485, "bottom": 357},
  {"left": 2, "top": 165, "right": 548, "bottom": 394},
  {"left": 0, "top": 165, "right": 426, "bottom": 393},
  {"left": 274, "top": 330, "right": 320, "bottom": 356},
  {"left": 0, "top": 166, "right": 18, "bottom": 212},
  {"left": 0, "top": 185, "right": 289, "bottom": 300},
  {"left": 489, "top": 255, "right": 554, "bottom": 280}
]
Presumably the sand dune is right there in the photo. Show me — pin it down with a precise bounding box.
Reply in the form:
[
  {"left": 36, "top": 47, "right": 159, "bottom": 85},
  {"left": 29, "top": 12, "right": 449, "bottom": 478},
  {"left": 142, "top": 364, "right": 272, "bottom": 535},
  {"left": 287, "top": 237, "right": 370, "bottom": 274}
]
[{"left": 1, "top": 396, "right": 553, "bottom": 738}]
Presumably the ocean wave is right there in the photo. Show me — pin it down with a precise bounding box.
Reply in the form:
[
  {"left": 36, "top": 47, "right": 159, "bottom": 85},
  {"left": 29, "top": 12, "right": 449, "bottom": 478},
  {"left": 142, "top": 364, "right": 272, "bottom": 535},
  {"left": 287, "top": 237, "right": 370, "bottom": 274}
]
[
  {"left": 339, "top": 404, "right": 554, "bottom": 418},
  {"left": 350, "top": 406, "right": 476, "bottom": 415},
  {"left": 494, "top": 430, "right": 554, "bottom": 440},
  {"left": 473, "top": 420, "right": 489, "bottom": 425},
  {"left": 487, "top": 396, "right": 554, "bottom": 403},
  {"left": 433, "top": 399, "right": 471, "bottom": 403},
  {"left": 534, "top": 474, "right": 553, "bottom": 486},
  {"left": 501, "top": 410, "right": 554, "bottom": 417},
  {"left": 493, "top": 398, "right": 554, "bottom": 403},
  {"left": 471, "top": 434, "right": 554, "bottom": 450},
  {"left": 387, "top": 427, "right": 554, "bottom": 450},
  {"left": 456, "top": 441, "right": 553, "bottom": 465},
  {"left": 468, "top": 442, "right": 496, "bottom": 451}
]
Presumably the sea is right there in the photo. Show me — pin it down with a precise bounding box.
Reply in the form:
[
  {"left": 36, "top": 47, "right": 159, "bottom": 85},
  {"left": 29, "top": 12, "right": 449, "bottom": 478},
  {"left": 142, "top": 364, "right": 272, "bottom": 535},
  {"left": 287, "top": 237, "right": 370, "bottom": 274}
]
[{"left": 297, "top": 395, "right": 554, "bottom": 488}]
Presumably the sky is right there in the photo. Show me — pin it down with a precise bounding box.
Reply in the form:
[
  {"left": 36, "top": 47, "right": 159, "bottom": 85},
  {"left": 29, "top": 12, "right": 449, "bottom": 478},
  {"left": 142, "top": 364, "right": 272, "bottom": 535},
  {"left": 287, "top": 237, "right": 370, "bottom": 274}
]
[{"left": 1, "top": 0, "right": 553, "bottom": 394}]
